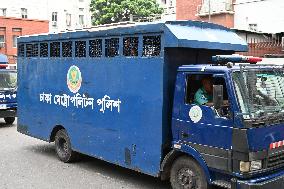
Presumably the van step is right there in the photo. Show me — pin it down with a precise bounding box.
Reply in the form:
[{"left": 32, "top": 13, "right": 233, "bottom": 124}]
[{"left": 212, "top": 180, "right": 231, "bottom": 189}]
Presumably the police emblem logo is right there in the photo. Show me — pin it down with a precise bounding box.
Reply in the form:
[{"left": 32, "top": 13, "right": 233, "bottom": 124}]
[{"left": 67, "top": 65, "right": 82, "bottom": 93}]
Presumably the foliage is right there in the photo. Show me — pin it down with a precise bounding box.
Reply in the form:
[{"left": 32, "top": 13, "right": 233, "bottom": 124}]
[{"left": 90, "top": 0, "right": 163, "bottom": 25}]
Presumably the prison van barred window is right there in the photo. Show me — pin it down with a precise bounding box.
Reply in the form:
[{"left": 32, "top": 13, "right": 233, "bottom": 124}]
[
  {"left": 89, "top": 39, "right": 102, "bottom": 57},
  {"left": 62, "top": 41, "right": 72, "bottom": 57},
  {"left": 75, "top": 41, "right": 86, "bottom": 57},
  {"left": 142, "top": 36, "right": 161, "bottom": 57},
  {"left": 105, "top": 38, "right": 119, "bottom": 57},
  {"left": 40, "top": 43, "right": 48, "bottom": 57},
  {"left": 26, "top": 43, "right": 38, "bottom": 57},
  {"left": 32, "top": 44, "right": 39, "bottom": 57},
  {"left": 50, "top": 42, "right": 60, "bottom": 57},
  {"left": 18, "top": 44, "right": 25, "bottom": 57},
  {"left": 123, "top": 37, "right": 138, "bottom": 57}
]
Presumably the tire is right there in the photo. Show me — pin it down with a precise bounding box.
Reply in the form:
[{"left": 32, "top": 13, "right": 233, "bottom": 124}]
[
  {"left": 54, "top": 129, "right": 77, "bottom": 163},
  {"left": 170, "top": 156, "right": 210, "bottom": 189},
  {"left": 4, "top": 117, "right": 15, "bottom": 124}
]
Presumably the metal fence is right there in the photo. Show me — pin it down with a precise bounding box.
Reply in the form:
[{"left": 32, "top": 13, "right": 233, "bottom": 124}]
[{"left": 239, "top": 37, "right": 284, "bottom": 57}]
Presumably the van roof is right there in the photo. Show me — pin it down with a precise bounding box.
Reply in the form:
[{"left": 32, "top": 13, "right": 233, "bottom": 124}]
[{"left": 18, "top": 20, "right": 248, "bottom": 52}]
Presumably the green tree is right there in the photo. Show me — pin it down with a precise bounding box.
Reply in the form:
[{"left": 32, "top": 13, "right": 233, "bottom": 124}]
[{"left": 90, "top": 0, "right": 163, "bottom": 25}]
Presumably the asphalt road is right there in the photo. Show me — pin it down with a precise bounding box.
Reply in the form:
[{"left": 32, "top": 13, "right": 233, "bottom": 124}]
[{"left": 0, "top": 119, "right": 221, "bottom": 189}]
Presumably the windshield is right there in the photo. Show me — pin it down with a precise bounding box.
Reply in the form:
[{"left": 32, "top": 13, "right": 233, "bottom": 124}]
[
  {"left": 233, "top": 67, "right": 284, "bottom": 121},
  {"left": 0, "top": 72, "right": 17, "bottom": 90}
]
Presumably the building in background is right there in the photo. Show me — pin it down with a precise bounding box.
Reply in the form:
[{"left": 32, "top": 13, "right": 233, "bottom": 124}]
[
  {"left": 0, "top": 0, "right": 92, "bottom": 33},
  {"left": 176, "top": 0, "right": 284, "bottom": 33},
  {"left": 176, "top": 0, "right": 234, "bottom": 28},
  {"left": 234, "top": 0, "right": 284, "bottom": 33},
  {"left": 175, "top": 0, "right": 284, "bottom": 57},
  {"left": 157, "top": 0, "right": 176, "bottom": 21},
  {"left": 0, "top": 16, "right": 49, "bottom": 64}
]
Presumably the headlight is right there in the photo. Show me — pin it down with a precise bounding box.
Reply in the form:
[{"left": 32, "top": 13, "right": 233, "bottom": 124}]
[
  {"left": 240, "top": 161, "right": 250, "bottom": 172},
  {"left": 250, "top": 160, "right": 262, "bottom": 171},
  {"left": 240, "top": 160, "right": 262, "bottom": 172}
]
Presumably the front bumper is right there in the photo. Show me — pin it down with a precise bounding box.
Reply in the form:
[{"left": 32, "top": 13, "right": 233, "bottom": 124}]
[
  {"left": 232, "top": 170, "right": 284, "bottom": 189},
  {"left": 0, "top": 109, "right": 17, "bottom": 118}
]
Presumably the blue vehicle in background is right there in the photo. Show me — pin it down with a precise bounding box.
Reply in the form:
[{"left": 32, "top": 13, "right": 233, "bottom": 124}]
[
  {"left": 0, "top": 54, "right": 17, "bottom": 125},
  {"left": 17, "top": 21, "right": 284, "bottom": 189}
]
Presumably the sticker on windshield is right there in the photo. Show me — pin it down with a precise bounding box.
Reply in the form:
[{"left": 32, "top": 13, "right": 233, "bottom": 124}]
[
  {"left": 189, "top": 106, "right": 202, "bottom": 123},
  {"left": 67, "top": 65, "right": 82, "bottom": 93}
]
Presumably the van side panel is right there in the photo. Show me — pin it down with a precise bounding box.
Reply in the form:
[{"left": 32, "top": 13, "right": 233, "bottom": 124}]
[{"left": 18, "top": 57, "right": 165, "bottom": 176}]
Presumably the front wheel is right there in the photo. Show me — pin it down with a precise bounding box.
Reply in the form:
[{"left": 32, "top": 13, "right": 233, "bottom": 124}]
[
  {"left": 54, "top": 129, "right": 77, "bottom": 163},
  {"left": 170, "top": 156, "right": 210, "bottom": 189},
  {"left": 4, "top": 117, "right": 15, "bottom": 124}
]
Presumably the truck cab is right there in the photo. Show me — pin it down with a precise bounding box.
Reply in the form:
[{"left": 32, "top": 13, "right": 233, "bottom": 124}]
[
  {"left": 0, "top": 54, "right": 17, "bottom": 124},
  {"left": 169, "top": 55, "right": 284, "bottom": 188}
]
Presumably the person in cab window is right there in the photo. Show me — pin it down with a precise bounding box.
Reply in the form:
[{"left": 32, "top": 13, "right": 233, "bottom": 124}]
[{"left": 194, "top": 77, "right": 213, "bottom": 106}]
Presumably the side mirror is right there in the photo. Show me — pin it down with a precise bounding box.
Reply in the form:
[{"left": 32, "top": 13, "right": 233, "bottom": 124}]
[{"left": 213, "top": 85, "right": 223, "bottom": 109}]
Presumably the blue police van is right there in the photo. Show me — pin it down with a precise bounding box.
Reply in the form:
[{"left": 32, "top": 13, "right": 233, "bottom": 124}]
[
  {"left": 17, "top": 21, "right": 284, "bottom": 189},
  {"left": 0, "top": 54, "right": 17, "bottom": 124}
]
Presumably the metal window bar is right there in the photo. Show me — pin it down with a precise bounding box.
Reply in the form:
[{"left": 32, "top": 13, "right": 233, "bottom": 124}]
[
  {"left": 105, "top": 38, "right": 119, "bottom": 57},
  {"left": 18, "top": 44, "right": 25, "bottom": 57},
  {"left": 50, "top": 42, "right": 60, "bottom": 57},
  {"left": 62, "top": 41, "right": 73, "bottom": 57},
  {"left": 142, "top": 36, "right": 161, "bottom": 57},
  {"left": 40, "top": 43, "right": 48, "bottom": 57},
  {"left": 32, "top": 43, "right": 38, "bottom": 57},
  {"left": 26, "top": 44, "right": 33, "bottom": 57},
  {"left": 75, "top": 41, "right": 86, "bottom": 57},
  {"left": 123, "top": 37, "right": 138, "bottom": 57},
  {"left": 89, "top": 39, "right": 102, "bottom": 57}
]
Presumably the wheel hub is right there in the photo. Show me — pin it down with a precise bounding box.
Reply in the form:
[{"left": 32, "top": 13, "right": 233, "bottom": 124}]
[
  {"left": 58, "top": 138, "right": 68, "bottom": 154},
  {"left": 177, "top": 168, "right": 196, "bottom": 189}
]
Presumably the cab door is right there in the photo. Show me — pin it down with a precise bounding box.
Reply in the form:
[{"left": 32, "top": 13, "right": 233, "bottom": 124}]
[{"left": 176, "top": 72, "right": 234, "bottom": 150}]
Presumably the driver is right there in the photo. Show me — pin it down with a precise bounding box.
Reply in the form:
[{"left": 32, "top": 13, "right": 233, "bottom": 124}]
[
  {"left": 256, "top": 77, "right": 278, "bottom": 106},
  {"left": 194, "top": 77, "right": 213, "bottom": 106}
]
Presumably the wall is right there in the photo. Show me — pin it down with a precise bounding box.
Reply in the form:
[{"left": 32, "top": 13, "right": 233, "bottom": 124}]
[
  {"left": 234, "top": 0, "right": 284, "bottom": 33},
  {"left": 0, "top": 17, "right": 49, "bottom": 64},
  {"left": 176, "top": 0, "right": 234, "bottom": 28}
]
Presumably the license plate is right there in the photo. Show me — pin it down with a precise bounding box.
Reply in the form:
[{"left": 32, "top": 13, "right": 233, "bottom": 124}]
[{"left": 0, "top": 104, "right": 6, "bottom": 109}]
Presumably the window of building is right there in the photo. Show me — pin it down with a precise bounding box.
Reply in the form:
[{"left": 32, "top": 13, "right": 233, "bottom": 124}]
[
  {"left": 79, "top": 15, "right": 84, "bottom": 26},
  {"left": 0, "top": 35, "right": 4, "bottom": 48},
  {"left": 52, "top": 12, "right": 58, "bottom": 27},
  {"left": 0, "top": 35, "right": 4, "bottom": 43},
  {"left": 52, "top": 12, "right": 58, "bottom": 21},
  {"left": 12, "top": 28, "right": 22, "bottom": 32},
  {"left": 66, "top": 13, "right": 71, "bottom": 26},
  {"left": 13, "top": 35, "right": 18, "bottom": 48},
  {"left": 21, "top": 8, "right": 27, "bottom": 18},
  {"left": 249, "top": 23, "right": 258, "bottom": 32},
  {"left": 0, "top": 8, "right": 7, "bottom": 16}
]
